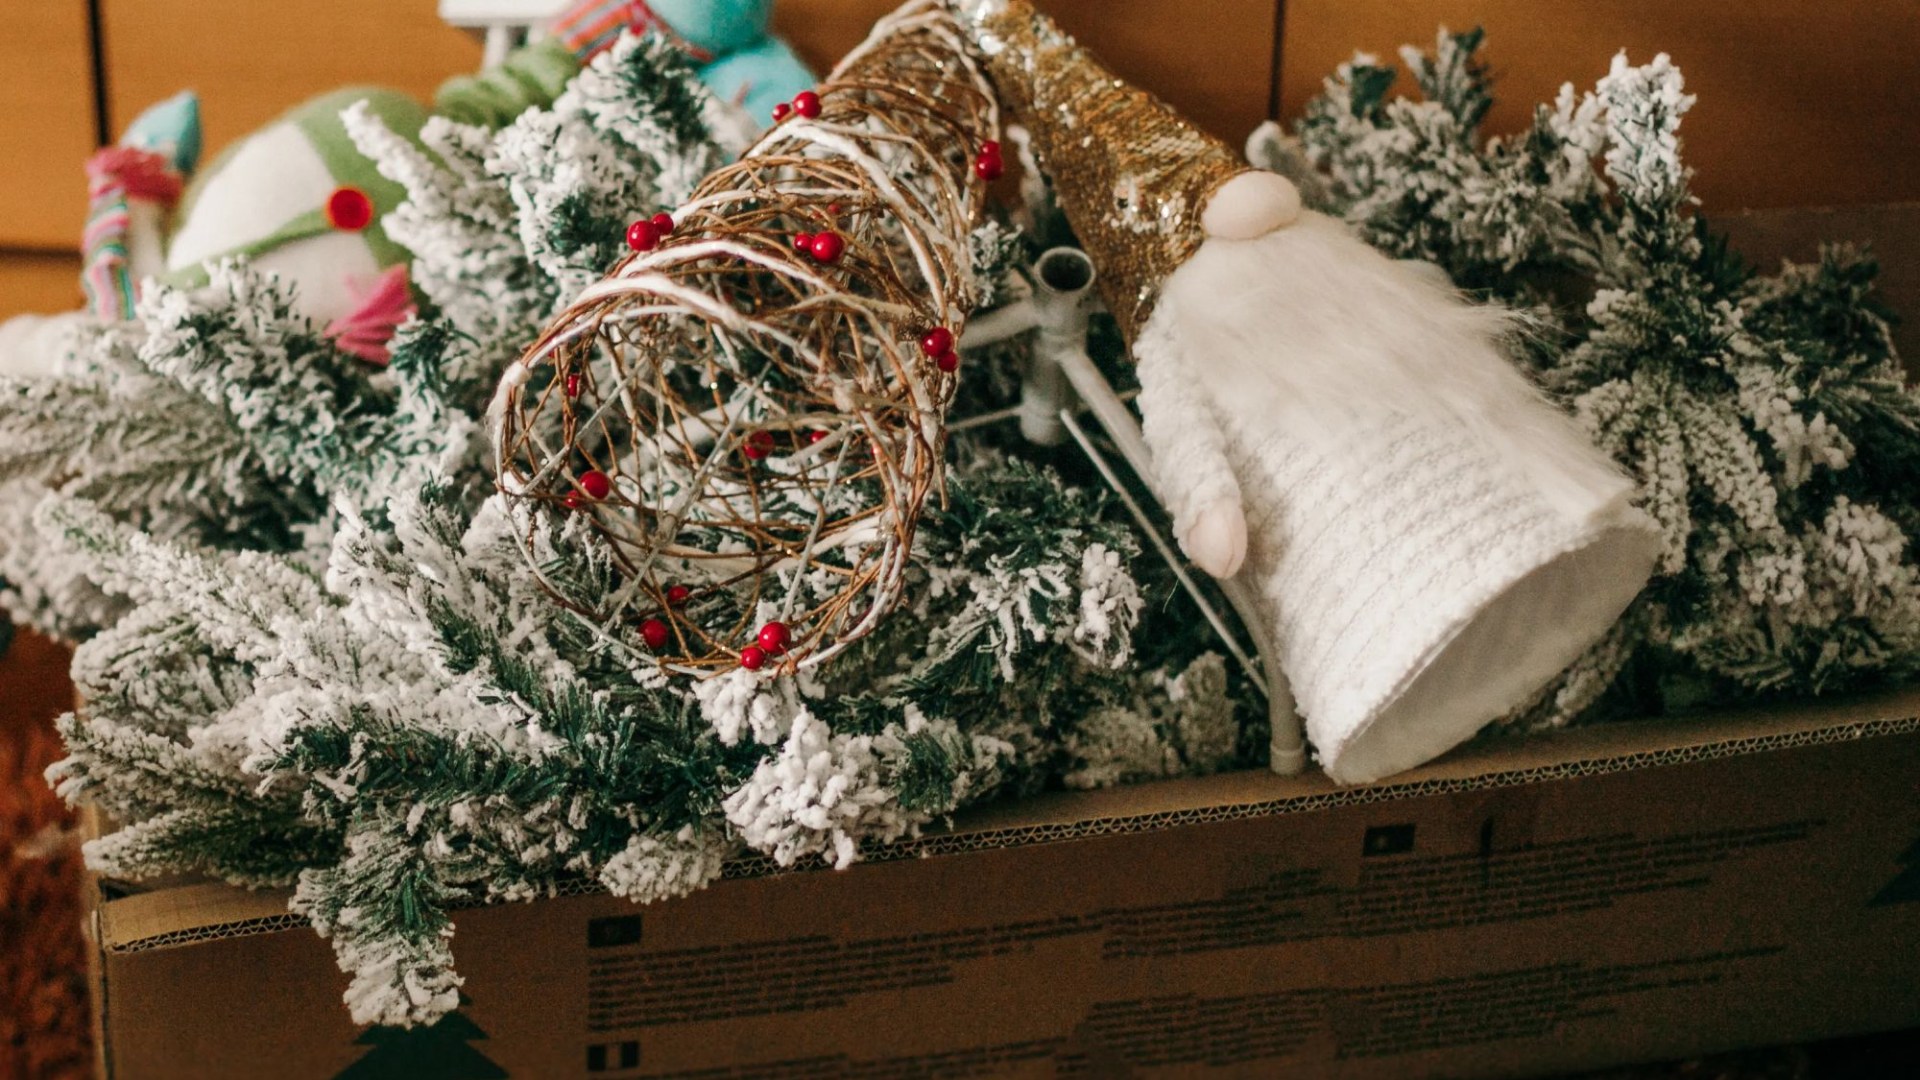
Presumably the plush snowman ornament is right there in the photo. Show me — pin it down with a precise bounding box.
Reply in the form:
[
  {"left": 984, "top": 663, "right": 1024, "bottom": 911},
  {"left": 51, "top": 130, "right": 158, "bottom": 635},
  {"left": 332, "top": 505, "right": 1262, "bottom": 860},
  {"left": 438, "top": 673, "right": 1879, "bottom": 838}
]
[
  {"left": 0, "top": 0, "right": 725, "bottom": 379},
  {"left": 0, "top": 85, "right": 426, "bottom": 378},
  {"left": 957, "top": 0, "right": 1661, "bottom": 784},
  {"left": 155, "top": 87, "right": 428, "bottom": 348}
]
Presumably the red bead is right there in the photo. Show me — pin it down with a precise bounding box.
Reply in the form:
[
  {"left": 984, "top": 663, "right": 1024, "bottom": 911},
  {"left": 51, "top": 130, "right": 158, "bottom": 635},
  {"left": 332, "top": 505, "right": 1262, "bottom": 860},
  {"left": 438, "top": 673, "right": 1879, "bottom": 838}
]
[
  {"left": 791, "top": 231, "right": 813, "bottom": 252},
  {"left": 641, "top": 617, "right": 671, "bottom": 651},
  {"left": 579, "top": 470, "right": 612, "bottom": 500},
  {"left": 743, "top": 430, "right": 775, "bottom": 460},
  {"left": 808, "top": 429, "right": 828, "bottom": 444},
  {"left": 626, "top": 219, "right": 660, "bottom": 252},
  {"left": 973, "top": 154, "right": 1004, "bottom": 181},
  {"left": 326, "top": 186, "right": 374, "bottom": 231},
  {"left": 920, "top": 327, "right": 954, "bottom": 357},
  {"left": 809, "top": 231, "right": 845, "bottom": 263},
  {"left": 666, "top": 584, "right": 690, "bottom": 606},
  {"left": 564, "top": 371, "right": 582, "bottom": 398},
  {"left": 935, "top": 350, "right": 959, "bottom": 373},
  {"left": 980, "top": 140, "right": 1001, "bottom": 157},
  {"left": 792, "top": 91, "right": 822, "bottom": 119},
  {"left": 756, "top": 620, "right": 791, "bottom": 654},
  {"left": 772, "top": 102, "right": 791, "bottom": 122},
  {"left": 739, "top": 645, "right": 768, "bottom": 670},
  {"left": 651, "top": 212, "right": 675, "bottom": 235},
  {"left": 563, "top": 491, "right": 584, "bottom": 510}
]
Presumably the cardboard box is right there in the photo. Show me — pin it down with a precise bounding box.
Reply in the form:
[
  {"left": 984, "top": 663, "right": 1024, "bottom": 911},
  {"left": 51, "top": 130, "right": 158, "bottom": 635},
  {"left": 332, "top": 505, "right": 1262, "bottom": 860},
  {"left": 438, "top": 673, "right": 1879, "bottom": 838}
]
[
  {"left": 87, "top": 688, "right": 1920, "bottom": 1079},
  {"left": 77, "top": 196, "right": 1920, "bottom": 1080}
]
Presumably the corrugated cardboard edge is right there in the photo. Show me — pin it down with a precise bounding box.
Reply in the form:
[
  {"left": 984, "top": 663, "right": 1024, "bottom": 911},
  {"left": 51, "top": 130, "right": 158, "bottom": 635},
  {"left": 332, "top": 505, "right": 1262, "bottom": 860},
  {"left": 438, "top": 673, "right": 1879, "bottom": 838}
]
[
  {"left": 80, "top": 805, "right": 111, "bottom": 1080},
  {"left": 93, "top": 686, "right": 1920, "bottom": 956}
]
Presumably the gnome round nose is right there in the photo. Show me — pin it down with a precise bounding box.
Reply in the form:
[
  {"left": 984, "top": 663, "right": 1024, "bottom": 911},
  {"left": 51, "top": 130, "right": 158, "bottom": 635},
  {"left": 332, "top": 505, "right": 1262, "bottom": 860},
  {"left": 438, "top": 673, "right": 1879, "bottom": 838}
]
[
  {"left": 951, "top": 0, "right": 1661, "bottom": 783},
  {"left": 1201, "top": 171, "right": 1303, "bottom": 242}
]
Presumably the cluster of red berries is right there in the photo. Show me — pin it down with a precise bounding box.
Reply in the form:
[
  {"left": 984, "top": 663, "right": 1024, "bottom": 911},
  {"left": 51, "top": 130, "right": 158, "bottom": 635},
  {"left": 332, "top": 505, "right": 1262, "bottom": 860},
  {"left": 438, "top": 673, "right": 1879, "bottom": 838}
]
[
  {"left": 790, "top": 228, "right": 845, "bottom": 264},
  {"left": 640, "top": 605, "right": 791, "bottom": 671},
  {"left": 625, "top": 211, "right": 676, "bottom": 253},
  {"left": 973, "top": 140, "right": 1004, "bottom": 182},
  {"left": 771, "top": 89, "right": 823, "bottom": 124},
  {"left": 564, "top": 468, "right": 613, "bottom": 510},
  {"left": 739, "top": 620, "right": 791, "bottom": 669},
  {"left": 920, "top": 325, "right": 959, "bottom": 373}
]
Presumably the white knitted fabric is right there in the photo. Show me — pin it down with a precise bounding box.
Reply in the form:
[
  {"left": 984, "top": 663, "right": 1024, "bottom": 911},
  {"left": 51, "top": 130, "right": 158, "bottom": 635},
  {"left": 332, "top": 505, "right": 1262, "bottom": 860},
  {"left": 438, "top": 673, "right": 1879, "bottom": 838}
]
[
  {"left": 1234, "top": 407, "right": 1656, "bottom": 782},
  {"left": 1136, "top": 258, "right": 1660, "bottom": 784}
]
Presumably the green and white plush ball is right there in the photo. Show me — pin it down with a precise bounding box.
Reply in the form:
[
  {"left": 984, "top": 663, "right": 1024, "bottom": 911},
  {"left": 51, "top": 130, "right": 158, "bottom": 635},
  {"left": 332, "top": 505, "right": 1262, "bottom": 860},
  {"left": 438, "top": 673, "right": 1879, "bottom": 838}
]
[{"left": 159, "top": 87, "right": 428, "bottom": 326}]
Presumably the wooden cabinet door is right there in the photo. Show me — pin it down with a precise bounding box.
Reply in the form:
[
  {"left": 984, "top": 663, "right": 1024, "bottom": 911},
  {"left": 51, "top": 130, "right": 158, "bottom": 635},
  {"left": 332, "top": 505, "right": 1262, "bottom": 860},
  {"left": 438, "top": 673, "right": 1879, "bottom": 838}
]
[
  {"left": 0, "top": 254, "right": 83, "bottom": 320},
  {"left": 0, "top": 1, "right": 97, "bottom": 251},
  {"left": 99, "top": 0, "right": 482, "bottom": 172},
  {"left": 1278, "top": 0, "right": 1920, "bottom": 211}
]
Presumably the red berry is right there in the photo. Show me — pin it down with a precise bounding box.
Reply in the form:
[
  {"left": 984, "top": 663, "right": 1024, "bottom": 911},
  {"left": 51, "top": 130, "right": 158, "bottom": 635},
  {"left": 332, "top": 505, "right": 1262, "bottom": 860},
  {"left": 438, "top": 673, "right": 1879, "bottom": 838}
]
[
  {"left": 666, "top": 584, "right": 690, "bottom": 606},
  {"left": 326, "top": 186, "right": 374, "bottom": 231},
  {"left": 641, "top": 617, "right": 671, "bottom": 651},
  {"left": 826, "top": 203, "right": 844, "bottom": 216},
  {"left": 743, "top": 430, "right": 775, "bottom": 460},
  {"left": 626, "top": 219, "right": 660, "bottom": 252},
  {"left": 973, "top": 154, "right": 1003, "bottom": 181},
  {"left": 935, "top": 350, "right": 959, "bottom": 373},
  {"left": 651, "top": 212, "right": 675, "bottom": 235},
  {"left": 564, "top": 371, "right": 582, "bottom": 398},
  {"left": 563, "top": 491, "right": 584, "bottom": 510},
  {"left": 980, "top": 140, "right": 1001, "bottom": 157},
  {"left": 791, "top": 231, "right": 813, "bottom": 252},
  {"left": 808, "top": 429, "right": 829, "bottom": 444},
  {"left": 792, "top": 91, "right": 822, "bottom": 119},
  {"left": 739, "top": 645, "right": 768, "bottom": 670},
  {"left": 920, "top": 326, "right": 954, "bottom": 357},
  {"left": 757, "top": 620, "right": 791, "bottom": 654},
  {"left": 809, "top": 231, "right": 845, "bottom": 264},
  {"left": 772, "top": 102, "right": 791, "bottom": 122},
  {"left": 579, "top": 470, "right": 612, "bottom": 500}
]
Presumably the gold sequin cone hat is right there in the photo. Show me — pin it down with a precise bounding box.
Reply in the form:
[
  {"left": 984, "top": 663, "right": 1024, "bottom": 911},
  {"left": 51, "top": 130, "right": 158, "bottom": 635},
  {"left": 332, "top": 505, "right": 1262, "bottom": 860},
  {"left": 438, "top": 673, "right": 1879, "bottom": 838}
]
[{"left": 950, "top": 0, "right": 1250, "bottom": 343}]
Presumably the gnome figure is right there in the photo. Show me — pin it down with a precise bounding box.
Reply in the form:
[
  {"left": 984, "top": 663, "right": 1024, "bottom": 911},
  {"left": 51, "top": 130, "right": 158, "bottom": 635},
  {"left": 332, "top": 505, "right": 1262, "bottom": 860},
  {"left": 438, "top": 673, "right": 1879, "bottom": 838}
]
[{"left": 954, "top": 0, "right": 1661, "bottom": 783}]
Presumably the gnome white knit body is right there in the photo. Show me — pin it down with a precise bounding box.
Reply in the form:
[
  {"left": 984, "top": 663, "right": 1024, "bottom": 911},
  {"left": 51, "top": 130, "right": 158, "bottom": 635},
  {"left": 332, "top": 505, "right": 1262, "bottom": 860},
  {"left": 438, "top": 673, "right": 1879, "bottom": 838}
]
[
  {"left": 1136, "top": 210, "right": 1660, "bottom": 784},
  {"left": 951, "top": 0, "right": 1658, "bottom": 782}
]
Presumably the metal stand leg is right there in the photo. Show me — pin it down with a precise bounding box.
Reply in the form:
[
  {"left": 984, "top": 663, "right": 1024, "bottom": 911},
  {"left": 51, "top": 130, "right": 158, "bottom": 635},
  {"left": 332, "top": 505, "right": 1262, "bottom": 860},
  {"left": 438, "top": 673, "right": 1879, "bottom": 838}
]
[{"left": 965, "top": 247, "right": 1310, "bottom": 775}]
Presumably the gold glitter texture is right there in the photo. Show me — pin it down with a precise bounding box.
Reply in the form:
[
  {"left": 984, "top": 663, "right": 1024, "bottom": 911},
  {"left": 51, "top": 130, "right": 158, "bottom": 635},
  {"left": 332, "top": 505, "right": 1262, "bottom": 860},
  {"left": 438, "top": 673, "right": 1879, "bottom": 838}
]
[{"left": 957, "top": 0, "right": 1249, "bottom": 344}]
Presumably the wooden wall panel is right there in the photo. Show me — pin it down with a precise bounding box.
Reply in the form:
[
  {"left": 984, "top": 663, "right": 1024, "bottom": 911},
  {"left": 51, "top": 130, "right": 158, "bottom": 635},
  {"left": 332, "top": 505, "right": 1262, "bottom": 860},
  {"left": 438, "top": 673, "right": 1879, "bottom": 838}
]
[
  {"left": 1278, "top": 1, "right": 1920, "bottom": 211},
  {"left": 775, "top": 0, "right": 1279, "bottom": 145},
  {"left": 100, "top": 0, "right": 481, "bottom": 172},
  {"left": 0, "top": 253, "right": 84, "bottom": 321},
  {"left": 0, "top": 2, "right": 97, "bottom": 251}
]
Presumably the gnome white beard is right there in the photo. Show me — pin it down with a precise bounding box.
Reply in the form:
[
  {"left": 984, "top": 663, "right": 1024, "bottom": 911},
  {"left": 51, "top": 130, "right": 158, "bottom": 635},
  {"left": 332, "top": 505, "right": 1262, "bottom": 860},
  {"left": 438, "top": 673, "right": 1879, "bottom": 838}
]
[
  {"left": 1135, "top": 209, "right": 1659, "bottom": 783},
  {"left": 1153, "top": 211, "right": 1635, "bottom": 554}
]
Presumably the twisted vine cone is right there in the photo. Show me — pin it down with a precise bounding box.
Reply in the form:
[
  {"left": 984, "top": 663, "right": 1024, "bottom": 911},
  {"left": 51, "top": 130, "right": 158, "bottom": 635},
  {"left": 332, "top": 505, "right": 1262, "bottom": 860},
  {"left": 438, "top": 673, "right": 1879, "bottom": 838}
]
[{"left": 491, "top": 0, "right": 999, "bottom": 675}]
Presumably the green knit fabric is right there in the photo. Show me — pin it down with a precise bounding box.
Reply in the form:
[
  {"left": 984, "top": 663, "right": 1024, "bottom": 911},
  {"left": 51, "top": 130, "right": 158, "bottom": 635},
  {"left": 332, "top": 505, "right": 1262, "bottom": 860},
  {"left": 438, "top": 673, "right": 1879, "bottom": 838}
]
[{"left": 435, "top": 37, "right": 581, "bottom": 129}]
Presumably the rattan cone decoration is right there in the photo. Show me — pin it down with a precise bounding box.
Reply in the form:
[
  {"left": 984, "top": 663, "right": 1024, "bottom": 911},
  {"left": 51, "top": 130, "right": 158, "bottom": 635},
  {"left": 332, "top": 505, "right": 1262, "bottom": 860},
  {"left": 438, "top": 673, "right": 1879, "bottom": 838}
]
[{"left": 491, "top": 0, "right": 998, "bottom": 674}]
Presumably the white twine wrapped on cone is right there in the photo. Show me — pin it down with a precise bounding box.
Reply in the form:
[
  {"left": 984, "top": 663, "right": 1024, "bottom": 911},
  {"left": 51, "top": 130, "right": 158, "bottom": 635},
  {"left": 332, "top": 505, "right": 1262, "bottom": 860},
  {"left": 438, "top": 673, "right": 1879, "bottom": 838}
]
[{"left": 490, "top": 0, "right": 999, "bottom": 675}]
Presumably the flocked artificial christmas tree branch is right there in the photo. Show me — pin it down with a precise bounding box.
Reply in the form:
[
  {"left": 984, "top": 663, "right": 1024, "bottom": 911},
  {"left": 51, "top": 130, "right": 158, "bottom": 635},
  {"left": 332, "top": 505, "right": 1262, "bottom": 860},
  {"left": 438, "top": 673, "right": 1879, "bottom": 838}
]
[
  {"left": 19, "top": 21, "right": 1239, "bottom": 1026},
  {"left": 7, "top": 11, "right": 1917, "bottom": 1031},
  {"left": 1287, "top": 29, "right": 1920, "bottom": 722}
]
